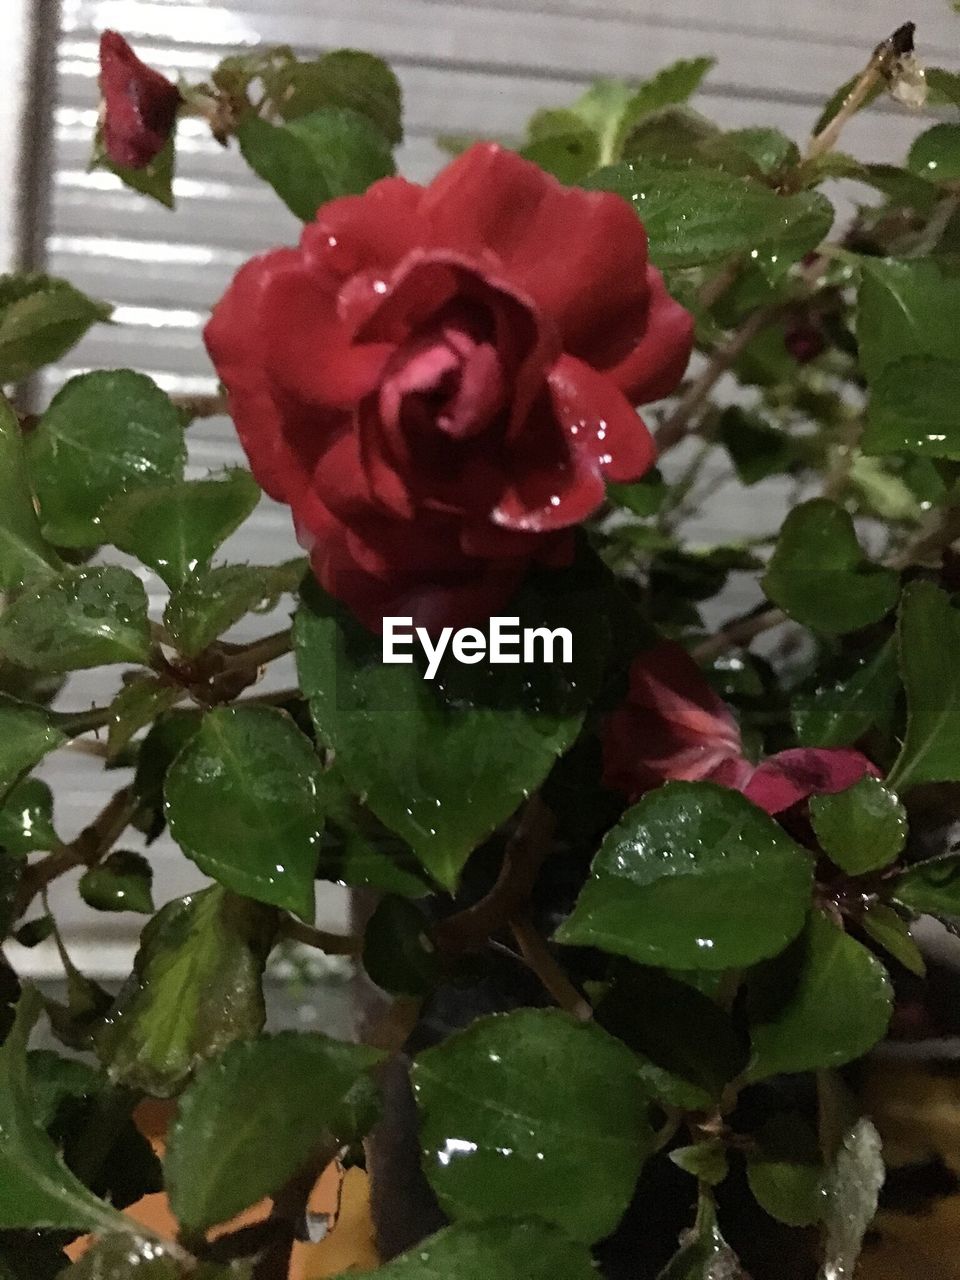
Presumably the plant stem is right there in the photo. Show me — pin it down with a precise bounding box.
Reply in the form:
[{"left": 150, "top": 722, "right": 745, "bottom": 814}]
[
  {"left": 170, "top": 391, "right": 229, "bottom": 421},
  {"left": 887, "top": 501, "right": 960, "bottom": 571},
  {"left": 219, "top": 628, "right": 293, "bottom": 674},
  {"left": 691, "top": 605, "right": 788, "bottom": 663},
  {"left": 510, "top": 915, "right": 592, "bottom": 1022},
  {"left": 655, "top": 305, "right": 779, "bottom": 455},
  {"left": 279, "top": 918, "right": 363, "bottom": 957},
  {"left": 252, "top": 1160, "right": 324, "bottom": 1280},
  {"left": 433, "top": 795, "right": 555, "bottom": 955},
  {"left": 14, "top": 785, "right": 138, "bottom": 917}
]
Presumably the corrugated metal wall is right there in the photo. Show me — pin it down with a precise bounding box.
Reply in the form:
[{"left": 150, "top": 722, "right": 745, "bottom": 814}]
[{"left": 20, "top": 0, "right": 960, "bottom": 968}]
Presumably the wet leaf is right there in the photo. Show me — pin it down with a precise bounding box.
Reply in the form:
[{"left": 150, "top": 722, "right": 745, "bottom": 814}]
[
  {"left": 908, "top": 122, "right": 960, "bottom": 181},
  {"left": 79, "top": 852, "right": 154, "bottom": 915},
  {"left": 0, "top": 989, "right": 127, "bottom": 1232},
  {"left": 0, "top": 567, "right": 152, "bottom": 672},
  {"left": 888, "top": 582, "right": 960, "bottom": 789},
  {"left": 864, "top": 356, "right": 960, "bottom": 459},
  {"left": 556, "top": 782, "right": 812, "bottom": 970},
  {"left": 166, "top": 1031, "right": 383, "bottom": 1231},
  {"left": 163, "top": 559, "right": 305, "bottom": 658},
  {"left": 0, "top": 273, "right": 111, "bottom": 385},
  {"left": 0, "top": 777, "right": 58, "bottom": 855},
  {"left": 745, "top": 1114, "right": 824, "bottom": 1226},
  {"left": 164, "top": 706, "right": 327, "bottom": 920},
  {"left": 96, "top": 886, "right": 274, "bottom": 1098},
  {"left": 268, "top": 48, "right": 403, "bottom": 143},
  {"left": 656, "top": 1192, "right": 743, "bottom": 1279},
  {"left": 791, "top": 639, "right": 900, "bottom": 749},
  {"left": 0, "top": 695, "right": 65, "bottom": 803},
  {"left": 821, "top": 1117, "right": 884, "bottom": 1280},
  {"left": 26, "top": 371, "right": 185, "bottom": 547},
  {"left": 809, "top": 777, "right": 907, "bottom": 875},
  {"left": 100, "top": 471, "right": 260, "bottom": 590},
  {"left": 763, "top": 499, "right": 898, "bottom": 634},
  {"left": 106, "top": 677, "right": 182, "bottom": 760},
  {"left": 0, "top": 394, "right": 61, "bottom": 591},
  {"left": 890, "top": 852, "right": 960, "bottom": 920},
  {"left": 61, "top": 1234, "right": 250, "bottom": 1278},
  {"left": 413, "top": 1008, "right": 651, "bottom": 1243},
  {"left": 861, "top": 904, "right": 925, "bottom": 976},
  {"left": 746, "top": 911, "right": 892, "bottom": 1079},
  {"left": 669, "top": 1141, "right": 728, "bottom": 1186}
]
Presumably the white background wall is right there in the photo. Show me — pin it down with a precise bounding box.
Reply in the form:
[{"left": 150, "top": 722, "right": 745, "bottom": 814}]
[{"left": 6, "top": 0, "right": 960, "bottom": 972}]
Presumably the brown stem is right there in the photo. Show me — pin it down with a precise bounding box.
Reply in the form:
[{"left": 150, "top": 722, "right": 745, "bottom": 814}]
[
  {"left": 887, "top": 502, "right": 960, "bottom": 572},
  {"left": 15, "top": 785, "right": 138, "bottom": 917},
  {"left": 170, "top": 391, "right": 229, "bottom": 421},
  {"left": 279, "top": 918, "right": 363, "bottom": 957},
  {"left": 433, "top": 795, "right": 555, "bottom": 956},
  {"left": 691, "top": 606, "right": 788, "bottom": 663},
  {"left": 219, "top": 629, "right": 293, "bottom": 674},
  {"left": 510, "top": 915, "right": 592, "bottom": 1022},
  {"left": 252, "top": 1161, "right": 324, "bottom": 1280},
  {"left": 655, "top": 305, "right": 779, "bottom": 455}
]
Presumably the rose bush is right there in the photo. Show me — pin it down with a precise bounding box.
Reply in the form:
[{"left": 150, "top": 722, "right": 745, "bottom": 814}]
[{"left": 205, "top": 143, "right": 693, "bottom": 630}]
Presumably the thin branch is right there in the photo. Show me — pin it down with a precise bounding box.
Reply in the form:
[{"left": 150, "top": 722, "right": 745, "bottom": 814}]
[
  {"left": 510, "top": 916, "right": 592, "bottom": 1022},
  {"left": 170, "top": 391, "right": 229, "bottom": 421},
  {"left": 655, "top": 305, "right": 780, "bottom": 454},
  {"left": 691, "top": 605, "right": 788, "bottom": 663},
  {"left": 279, "top": 918, "right": 363, "bottom": 957},
  {"left": 15, "top": 785, "right": 138, "bottom": 917},
  {"left": 252, "top": 1160, "right": 323, "bottom": 1280},
  {"left": 433, "top": 795, "right": 555, "bottom": 956},
  {"left": 219, "top": 628, "right": 293, "bottom": 674}
]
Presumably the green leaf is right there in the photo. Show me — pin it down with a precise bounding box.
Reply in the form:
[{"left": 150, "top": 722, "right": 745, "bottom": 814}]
[
  {"left": 295, "top": 569, "right": 604, "bottom": 889},
  {"left": 746, "top": 911, "right": 892, "bottom": 1080},
  {"left": 0, "top": 566, "right": 152, "bottom": 671},
  {"left": 0, "top": 989, "right": 127, "bottom": 1232},
  {"left": 595, "top": 965, "right": 749, "bottom": 1109},
  {"left": 237, "top": 108, "right": 395, "bottom": 222},
  {"left": 861, "top": 903, "right": 925, "bottom": 976},
  {"left": 100, "top": 471, "right": 260, "bottom": 590},
  {"left": 890, "top": 853, "right": 960, "bottom": 920},
  {"left": 106, "top": 677, "right": 182, "bottom": 760},
  {"left": 864, "top": 356, "right": 960, "bottom": 459},
  {"left": 0, "top": 274, "right": 111, "bottom": 384},
  {"left": 268, "top": 49, "right": 403, "bottom": 143},
  {"left": 856, "top": 257, "right": 960, "bottom": 385},
  {"left": 855, "top": 163, "right": 940, "bottom": 214},
  {"left": 0, "top": 695, "right": 65, "bottom": 803},
  {"left": 79, "top": 851, "right": 154, "bottom": 915},
  {"left": 669, "top": 1142, "right": 728, "bottom": 1186},
  {"left": 96, "top": 886, "right": 274, "bottom": 1098},
  {"left": 606, "top": 469, "right": 667, "bottom": 516},
  {"left": 165, "top": 706, "right": 327, "bottom": 920},
  {"left": 330, "top": 1220, "right": 597, "bottom": 1280},
  {"left": 791, "top": 639, "right": 900, "bottom": 749},
  {"left": 26, "top": 370, "right": 185, "bottom": 547},
  {"left": 62, "top": 1234, "right": 251, "bottom": 1278},
  {"left": 0, "top": 394, "right": 62, "bottom": 590},
  {"left": 587, "top": 161, "right": 832, "bottom": 269},
  {"left": 809, "top": 777, "right": 907, "bottom": 875},
  {"left": 657, "top": 1193, "right": 744, "bottom": 1280},
  {"left": 821, "top": 1117, "right": 884, "bottom": 1280},
  {"left": 0, "top": 776, "right": 57, "bottom": 856},
  {"left": 908, "top": 123, "right": 960, "bottom": 181},
  {"left": 763, "top": 499, "right": 898, "bottom": 634},
  {"left": 555, "top": 782, "right": 812, "bottom": 970},
  {"left": 164, "top": 559, "right": 305, "bottom": 658},
  {"left": 927, "top": 66, "right": 960, "bottom": 109},
  {"left": 362, "top": 896, "right": 439, "bottom": 996},
  {"left": 615, "top": 57, "right": 715, "bottom": 151},
  {"left": 15, "top": 915, "right": 55, "bottom": 948},
  {"left": 93, "top": 130, "right": 176, "bottom": 209},
  {"left": 131, "top": 709, "right": 202, "bottom": 842},
  {"left": 412, "top": 1008, "right": 651, "bottom": 1244},
  {"left": 746, "top": 1115, "right": 824, "bottom": 1227},
  {"left": 519, "top": 129, "right": 599, "bottom": 184},
  {"left": 717, "top": 406, "right": 794, "bottom": 486},
  {"left": 166, "top": 1031, "right": 383, "bottom": 1232},
  {"left": 888, "top": 582, "right": 960, "bottom": 789}
]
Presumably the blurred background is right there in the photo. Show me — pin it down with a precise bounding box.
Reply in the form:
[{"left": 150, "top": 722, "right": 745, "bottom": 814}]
[{"left": 3, "top": 0, "right": 959, "bottom": 978}]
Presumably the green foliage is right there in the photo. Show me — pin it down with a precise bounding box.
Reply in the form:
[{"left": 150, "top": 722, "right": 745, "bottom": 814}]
[
  {"left": 164, "top": 706, "right": 327, "bottom": 919},
  {"left": 809, "top": 777, "right": 907, "bottom": 874},
  {"left": 0, "top": 274, "right": 111, "bottom": 384},
  {"left": 763, "top": 499, "right": 898, "bottom": 634},
  {"left": 163, "top": 559, "right": 305, "bottom": 657},
  {"left": 237, "top": 109, "right": 396, "bottom": 222},
  {"left": 745, "top": 1115, "right": 824, "bottom": 1227},
  {"left": 413, "top": 1009, "right": 651, "bottom": 1243},
  {"left": 888, "top": 582, "right": 960, "bottom": 789},
  {"left": 79, "top": 851, "right": 154, "bottom": 915},
  {"left": 165, "top": 1032, "right": 384, "bottom": 1231},
  {"left": 0, "top": 695, "right": 64, "bottom": 802},
  {"left": 26, "top": 370, "right": 185, "bottom": 547},
  {"left": 0, "top": 394, "right": 62, "bottom": 591},
  {"left": 556, "top": 783, "right": 812, "bottom": 969}
]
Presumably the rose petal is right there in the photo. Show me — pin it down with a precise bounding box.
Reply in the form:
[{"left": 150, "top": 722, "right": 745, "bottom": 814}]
[
  {"left": 548, "top": 353, "right": 657, "bottom": 483},
  {"left": 743, "top": 748, "right": 881, "bottom": 815},
  {"left": 604, "top": 267, "right": 696, "bottom": 403}
]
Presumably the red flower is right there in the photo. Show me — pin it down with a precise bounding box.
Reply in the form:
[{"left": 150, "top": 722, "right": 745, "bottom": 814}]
[
  {"left": 602, "top": 643, "right": 753, "bottom": 800},
  {"left": 205, "top": 144, "right": 693, "bottom": 631},
  {"left": 98, "top": 32, "right": 181, "bottom": 169},
  {"left": 603, "top": 642, "right": 878, "bottom": 814}
]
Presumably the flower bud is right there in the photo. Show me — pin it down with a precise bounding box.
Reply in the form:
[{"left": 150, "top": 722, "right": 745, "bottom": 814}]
[{"left": 98, "top": 31, "right": 181, "bottom": 169}]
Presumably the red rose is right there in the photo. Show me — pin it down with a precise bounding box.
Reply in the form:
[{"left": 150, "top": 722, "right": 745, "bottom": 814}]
[
  {"left": 98, "top": 31, "right": 181, "bottom": 169},
  {"left": 205, "top": 144, "right": 693, "bottom": 631},
  {"left": 602, "top": 643, "right": 753, "bottom": 800},
  {"left": 603, "top": 642, "right": 878, "bottom": 814}
]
